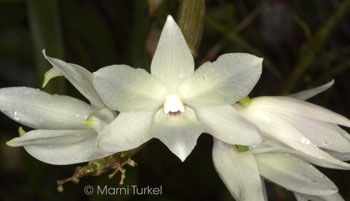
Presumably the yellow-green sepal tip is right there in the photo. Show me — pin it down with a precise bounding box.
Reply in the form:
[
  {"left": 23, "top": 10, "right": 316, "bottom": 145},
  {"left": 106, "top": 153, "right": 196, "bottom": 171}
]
[
  {"left": 18, "top": 127, "right": 26, "bottom": 136},
  {"left": 42, "top": 77, "right": 49, "bottom": 88},
  {"left": 82, "top": 115, "right": 94, "bottom": 128},
  {"left": 6, "top": 140, "right": 14, "bottom": 146}
]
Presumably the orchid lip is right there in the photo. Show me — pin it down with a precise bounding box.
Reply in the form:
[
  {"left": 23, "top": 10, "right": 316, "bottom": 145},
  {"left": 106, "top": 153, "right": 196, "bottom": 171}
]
[{"left": 163, "top": 94, "right": 185, "bottom": 114}]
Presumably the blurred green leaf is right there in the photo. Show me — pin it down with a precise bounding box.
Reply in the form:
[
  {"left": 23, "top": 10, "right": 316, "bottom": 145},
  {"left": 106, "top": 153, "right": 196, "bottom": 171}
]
[
  {"left": 207, "top": 2, "right": 236, "bottom": 33},
  {"left": 282, "top": 0, "right": 350, "bottom": 94},
  {"left": 0, "top": 25, "right": 31, "bottom": 64},
  {"left": 61, "top": 1, "right": 119, "bottom": 68},
  {"left": 126, "top": 0, "right": 150, "bottom": 69},
  {"left": 27, "top": 0, "right": 65, "bottom": 93}
]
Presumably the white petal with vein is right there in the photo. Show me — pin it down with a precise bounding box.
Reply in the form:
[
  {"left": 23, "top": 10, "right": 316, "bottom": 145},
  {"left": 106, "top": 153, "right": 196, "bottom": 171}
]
[
  {"left": 294, "top": 192, "right": 345, "bottom": 201},
  {"left": 238, "top": 106, "right": 350, "bottom": 170},
  {"left": 251, "top": 147, "right": 350, "bottom": 170},
  {"left": 151, "top": 106, "right": 203, "bottom": 161},
  {"left": 180, "top": 53, "right": 262, "bottom": 107},
  {"left": 98, "top": 110, "right": 154, "bottom": 152},
  {"left": 251, "top": 96, "right": 350, "bottom": 127},
  {"left": 94, "top": 65, "right": 168, "bottom": 112},
  {"left": 43, "top": 50, "right": 105, "bottom": 109},
  {"left": 194, "top": 105, "right": 261, "bottom": 146},
  {"left": 9, "top": 129, "right": 111, "bottom": 165},
  {"left": 279, "top": 115, "right": 350, "bottom": 152},
  {"left": 212, "top": 139, "right": 265, "bottom": 201},
  {"left": 151, "top": 15, "right": 194, "bottom": 90},
  {"left": 8, "top": 129, "right": 94, "bottom": 146},
  {"left": 290, "top": 80, "right": 334, "bottom": 100},
  {"left": 0, "top": 87, "right": 93, "bottom": 129},
  {"left": 255, "top": 152, "right": 338, "bottom": 196}
]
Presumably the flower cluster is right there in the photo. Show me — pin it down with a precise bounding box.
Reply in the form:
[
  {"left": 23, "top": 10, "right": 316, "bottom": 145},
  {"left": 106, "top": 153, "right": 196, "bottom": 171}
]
[{"left": 1, "top": 15, "right": 349, "bottom": 201}]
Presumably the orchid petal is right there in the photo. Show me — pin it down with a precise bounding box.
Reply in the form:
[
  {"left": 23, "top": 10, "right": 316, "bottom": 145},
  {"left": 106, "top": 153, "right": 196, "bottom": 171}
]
[
  {"left": 290, "top": 80, "right": 334, "bottom": 100},
  {"left": 151, "top": 106, "right": 204, "bottom": 161},
  {"left": 239, "top": 108, "right": 350, "bottom": 170},
  {"left": 93, "top": 65, "right": 168, "bottom": 112},
  {"left": 0, "top": 87, "right": 93, "bottom": 130},
  {"left": 97, "top": 111, "right": 154, "bottom": 152},
  {"left": 251, "top": 147, "right": 350, "bottom": 170},
  {"left": 179, "top": 53, "right": 262, "bottom": 107},
  {"left": 43, "top": 50, "right": 105, "bottom": 109},
  {"left": 294, "top": 192, "right": 345, "bottom": 201},
  {"left": 7, "top": 129, "right": 94, "bottom": 146},
  {"left": 279, "top": 115, "right": 350, "bottom": 152},
  {"left": 7, "top": 129, "right": 111, "bottom": 165},
  {"left": 150, "top": 15, "right": 194, "bottom": 90},
  {"left": 255, "top": 152, "right": 338, "bottom": 196},
  {"left": 212, "top": 139, "right": 265, "bottom": 201},
  {"left": 194, "top": 105, "right": 261, "bottom": 146},
  {"left": 252, "top": 96, "right": 350, "bottom": 127},
  {"left": 89, "top": 108, "right": 117, "bottom": 124},
  {"left": 326, "top": 150, "right": 350, "bottom": 161},
  {"left": 42, "top": 67, "right": 63, "bottom": 88}
]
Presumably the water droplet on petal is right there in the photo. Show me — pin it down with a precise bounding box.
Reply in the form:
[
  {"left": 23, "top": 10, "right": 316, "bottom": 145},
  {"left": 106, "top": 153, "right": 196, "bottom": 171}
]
[
  {"left": 13, "top": 111, "right": 19, "bottom": 121},
  {"left": 301, "top": 137, "right": 311, "bottom": 145}
]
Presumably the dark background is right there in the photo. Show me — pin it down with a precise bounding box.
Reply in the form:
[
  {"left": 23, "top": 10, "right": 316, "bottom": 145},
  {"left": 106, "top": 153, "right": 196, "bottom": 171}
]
[{"left": 0, "top": 0, "right": 349, "bottom": 201}]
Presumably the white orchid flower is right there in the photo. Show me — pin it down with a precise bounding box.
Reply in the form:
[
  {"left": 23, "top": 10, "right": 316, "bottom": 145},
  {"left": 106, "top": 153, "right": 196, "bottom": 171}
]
[
  {"left": 2, "top": 51, "right": 116, "bottom": 165},
  {"left": 234, "top": 80, "right": 350, "bottom": 168},
  {"left": 93, "top": 15, "right": 263, "bottom": 161},
  {"left": 212, "top": 139, "right": 346, "bottom": 201}
]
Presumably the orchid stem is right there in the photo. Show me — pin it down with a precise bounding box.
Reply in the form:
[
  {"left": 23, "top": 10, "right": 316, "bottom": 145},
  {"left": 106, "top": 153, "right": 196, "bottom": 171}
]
[{"left": 177, "top": 0, "right": 206, "bottom": 57}]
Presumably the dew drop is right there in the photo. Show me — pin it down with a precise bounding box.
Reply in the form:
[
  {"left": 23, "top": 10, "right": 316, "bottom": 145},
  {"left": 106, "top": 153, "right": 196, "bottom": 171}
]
[
  {"left": 13, "top": 111, "right": 19, "bottom": 121},
  {"left": 301, "top": 137, "right": 311, "bottom": 145}
]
